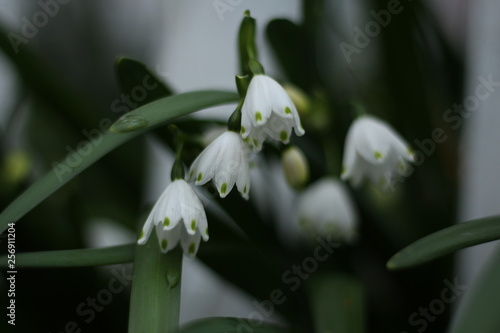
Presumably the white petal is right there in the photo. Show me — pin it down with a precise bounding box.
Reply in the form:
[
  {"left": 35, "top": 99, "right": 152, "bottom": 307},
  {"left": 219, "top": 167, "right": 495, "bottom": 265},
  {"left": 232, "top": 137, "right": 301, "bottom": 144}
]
[
  {"left": 353, "top": 118, "right": 392, "bottom": 164},
  {"left": 180, "top": 229, "right": 201, "bottom": 257},
  {"left": 177, "top": 181, "right": 205, "bottom": 235},
  {"left": 156, "top": 223, "right": 181, "bottom": 253},
  {"left": 137, "top": 214, "right": 155, "bottom": 245}
]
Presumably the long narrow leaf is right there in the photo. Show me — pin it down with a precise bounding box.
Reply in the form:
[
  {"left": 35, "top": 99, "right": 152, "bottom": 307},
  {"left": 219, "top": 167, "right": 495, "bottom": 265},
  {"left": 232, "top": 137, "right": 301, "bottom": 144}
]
[
  {"left": 0, "top": 244, "right": 135, "bottom": 267},
  {"left": 387, "top": 216, "right": 500, "bottom": 270},
  {"left": 128, "top": 233, "right": 182, "bottom": 333},
  {"left": 0, "top": 90, "right": 238, "bottom": 234}
]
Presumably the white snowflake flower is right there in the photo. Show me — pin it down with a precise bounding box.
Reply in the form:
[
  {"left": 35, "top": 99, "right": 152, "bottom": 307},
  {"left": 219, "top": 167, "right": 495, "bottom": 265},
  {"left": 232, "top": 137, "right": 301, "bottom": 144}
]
[
  {"left": 189, "top": 131, "right": 250, "bottom": 199},
  {"left": 137, "top": 179, "right": 208, "bottom": 257},
  {"left": 241, "top": 75, "right": 305, "bottom": 152},
  {"left": 296, "top": 178, "right": 358, "bottom": 243},
  {"left": 341, "top": 115, "right": 414, "bottom": 188}
]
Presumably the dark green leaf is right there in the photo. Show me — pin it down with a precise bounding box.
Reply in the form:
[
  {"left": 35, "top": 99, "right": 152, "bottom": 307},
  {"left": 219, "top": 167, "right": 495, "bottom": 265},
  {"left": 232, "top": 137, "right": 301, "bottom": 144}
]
[
  {"left": 115, "top": 57, "right": 174, "bottom": 104},
  {"left": 0, "top": 244, "right": 135, "bottom": 267},
  {"left": 387, "top": 216, "right": 500, "bottom": 270},
  {"left": 128, "top": 233, "right": 182, "bottom": 333}
]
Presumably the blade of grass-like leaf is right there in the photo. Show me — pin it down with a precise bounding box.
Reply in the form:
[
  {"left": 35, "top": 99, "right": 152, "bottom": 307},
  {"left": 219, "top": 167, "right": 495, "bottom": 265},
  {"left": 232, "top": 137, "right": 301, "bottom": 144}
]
[
  {"left": 0, "top": 91, "right": 238, "bottom": 234},
  {"left": 128, "top": 233, "right": 182, "bottom": 333},
  {"left": 0, "top": 244, "right": 134, "bottom": 267},
  {"left": 181, "top": 317, "right": 294, "bottom": 333},
  {"left": 307, "top": 273, "right": 365, "bottom": 333},
  {"left": 387, "top": 216, "right": 500, "bottom": 270},
  {"left": 448, "top": 242, "right": 500, "bottom": 333},
  {"left": 109, "top": 90, "right": 236, "bottom": 133}
]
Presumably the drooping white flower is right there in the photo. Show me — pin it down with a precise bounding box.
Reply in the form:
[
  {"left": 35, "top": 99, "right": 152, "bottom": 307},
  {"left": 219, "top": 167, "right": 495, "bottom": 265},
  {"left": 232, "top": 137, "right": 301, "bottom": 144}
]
[
  {"left": 241, "top": 75, "right": 305, "bottom": 152},
  {"left": 341, "top": 115, "right": 414, "bottom": 188},
  {"left": 296, "top": 178, "right": 358, "bottom": 243},
  {"left": 189, "top": 131, "right": 250, "bottom": 199},
  {"left": 138, "top": 179, "right": 208, "bottom": 257}
]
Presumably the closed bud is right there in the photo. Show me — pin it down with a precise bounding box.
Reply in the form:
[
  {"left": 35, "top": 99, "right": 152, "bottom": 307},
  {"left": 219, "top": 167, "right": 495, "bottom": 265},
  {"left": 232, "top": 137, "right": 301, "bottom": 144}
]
[
  {"left": 283, "top": 84, "right": 311, "bottom": 116},
  {"left": 281, "top": 146, "right": 309, "bottom": 190}
]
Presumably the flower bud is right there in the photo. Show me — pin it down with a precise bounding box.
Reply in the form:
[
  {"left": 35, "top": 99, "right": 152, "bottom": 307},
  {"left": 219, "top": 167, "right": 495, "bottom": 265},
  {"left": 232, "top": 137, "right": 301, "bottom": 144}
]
[
  {"left": 283, "top": 84, "right": 311, "bottom": 116},
  {"left": 281, "top": 146, "right": 309, "bottom": 190}
]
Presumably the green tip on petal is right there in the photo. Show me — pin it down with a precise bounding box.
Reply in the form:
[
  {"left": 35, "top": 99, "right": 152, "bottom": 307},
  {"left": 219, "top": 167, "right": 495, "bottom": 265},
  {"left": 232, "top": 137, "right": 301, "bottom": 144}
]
[
  {"left": 221, "top": 183, "right": 227, "bottom": 194},
  {"left": 197, "top": 172, "right": 203, "bottom": 182},
  {"left": 374, "top": 151, "right": 383, "bottom": 160},
  {"left": 252, "top": 139, "right": 258, "bottom": 147},
  {"left": 285, "top": 106, "right": 292, "bottom": 114},
  {"left": 241, "top": 126, "right": 246, "bottom": 134},
  {"left": 255, "top": 112, "right": 262, "bottom": 122},
  {"left": 188, "top": 243, "right": 196, "bottom": 255},
  {"left": 280, "top": 131, "right": 288, "bottom": 141},
  {"left": 205, "top": 228, "right": 209, "bottom": 236},
  {"left": 341, "top": 165, "right": 346, "bottom": 175},
  {"left": 161, "top": 239, "right": 168, "bottom": 250},
  {"left": 243, "top": 185, "right": 247, "bottom": 194},
  {"left": 139, "top": 230, "right": 144, "bottom": 240},
  {"left": 163, "top": 217, "right": 170, "bottom": 227},
  {"left": 191, "top": 219, "right": 196, "bottom": 231}
]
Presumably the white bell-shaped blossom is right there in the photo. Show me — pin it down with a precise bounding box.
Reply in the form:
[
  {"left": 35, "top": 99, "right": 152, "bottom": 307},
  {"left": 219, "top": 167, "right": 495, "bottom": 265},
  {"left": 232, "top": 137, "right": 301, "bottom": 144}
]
[
  {"left": 296, "top": 178, "right": 358, "bottom": 243},
  {"left": 241, "top": 75, "right": 305, "bottom": 152},
  {"left": 138, "top": 179, "right": 208, "bottom": 257},
  {"left": 189, "top": 131, "right": 250, "bottom": 199},
  {"left": 341, "top": 115, "right": 414, "bottom": 188}
]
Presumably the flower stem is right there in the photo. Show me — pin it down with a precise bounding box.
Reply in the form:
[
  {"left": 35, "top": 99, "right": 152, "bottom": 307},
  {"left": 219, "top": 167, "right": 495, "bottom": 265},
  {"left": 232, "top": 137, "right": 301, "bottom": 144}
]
[{"left": 128, "top": 233, "right": 183, "bottom": 333}]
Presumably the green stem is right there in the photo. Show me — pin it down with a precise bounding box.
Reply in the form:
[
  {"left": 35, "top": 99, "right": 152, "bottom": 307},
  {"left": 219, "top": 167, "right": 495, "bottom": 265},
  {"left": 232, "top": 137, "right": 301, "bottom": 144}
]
[{"left": 128, "top": 233, "right": 183, "bottom": 333}]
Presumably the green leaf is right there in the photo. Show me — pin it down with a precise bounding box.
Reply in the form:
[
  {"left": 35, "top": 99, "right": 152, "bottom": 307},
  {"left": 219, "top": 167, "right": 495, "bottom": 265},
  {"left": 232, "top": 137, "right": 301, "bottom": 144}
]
[
  {"left": 181, "top": 317, "right": 294, "bottom": 333},
  {"left": 448, "top": 243, "right": 500, "bottom": 333},
  {"left": 110, "top": 90, "right": 236, "bottom": 133},
  {"left": 115, "top": 57, "right": 174, "bottom": 102},
  {"left": 0, "top": 244, "right": 135, "bottom": 267},
  {"left": 128, "top": 233, "right": 182, "bottom": 333},
  {"left": 387, "top": 216, "right": 500, "bottom": 270},
  {"left": 266, "top": 19, "right": 304, "bottom": 86},
  {"left": 307, "top": 273, "right": 365, "bottom": 333},
  {"left": 0, "top": 90, "right": 238, "bottom": 234}
]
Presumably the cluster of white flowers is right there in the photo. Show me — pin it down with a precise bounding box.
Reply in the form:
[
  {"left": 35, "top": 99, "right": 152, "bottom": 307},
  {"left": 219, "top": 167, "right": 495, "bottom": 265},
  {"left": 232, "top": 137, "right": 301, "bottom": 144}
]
[
  {"left": 138, "top": 74, "right": 304, "bottom": 255},
  {"left": 138, "top": 67, "right": 414, "bottom": 254}
]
